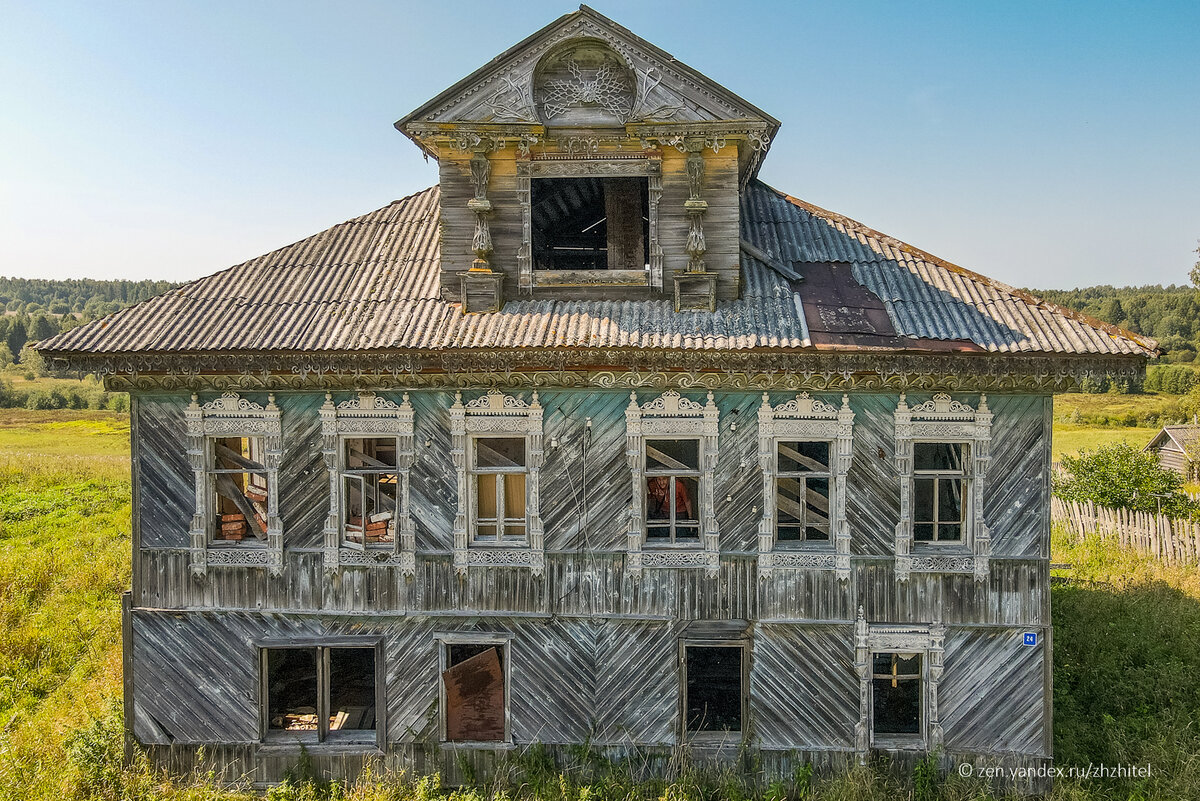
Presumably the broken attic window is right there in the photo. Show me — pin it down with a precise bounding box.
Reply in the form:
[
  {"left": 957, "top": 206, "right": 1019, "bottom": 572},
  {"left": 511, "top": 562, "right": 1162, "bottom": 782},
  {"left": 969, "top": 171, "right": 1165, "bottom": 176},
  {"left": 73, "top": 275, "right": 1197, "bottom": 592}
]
[
  {"left": 443, "top": 643, "right": 506, "bottom": 742},
  {"left": 210, "top": 436, "right": 268, "bottom": 543},
  {"left": 342, "top": 437, "right": 399, "bottom": 549},
  {"left": 685, "top": 645, "right": 743, "bottom": 733},
  {"left": 267, "top": 648, "right": 319, "bottom": 736},
  {"left": 871, "top": 652, "right": 922, "bottom": 735},
  {"left": 531, "top": 177, "right": 649, "bottom": 271},
  {"left": 912, "top": 442, "right": 967, "bottom": 543},
  {"left": 775, "top": 440, "right": 831, "bottom": 544},
  {"left": 328, "top": 647, "right": 377, "bottom": 738},
  {"left": 645, "top": 438, "right": 700, "bottom": 543},
  {"left": 472, "top": 437, "right": 528, "bottom": 543}
]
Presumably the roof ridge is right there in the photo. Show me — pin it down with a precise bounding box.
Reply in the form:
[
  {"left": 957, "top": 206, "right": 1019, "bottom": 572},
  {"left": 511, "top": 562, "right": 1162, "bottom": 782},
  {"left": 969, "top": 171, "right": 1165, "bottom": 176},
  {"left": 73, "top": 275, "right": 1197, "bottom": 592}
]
[{"left": 761, "top": 182, "right": 1158, "bottom": 355}]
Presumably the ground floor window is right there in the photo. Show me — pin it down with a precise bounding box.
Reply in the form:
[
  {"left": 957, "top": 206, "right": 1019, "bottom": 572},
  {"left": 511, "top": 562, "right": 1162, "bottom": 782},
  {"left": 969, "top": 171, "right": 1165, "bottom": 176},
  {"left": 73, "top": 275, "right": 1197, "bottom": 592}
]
[
  {"left": 263, "top": 644, "right": 379, "bottom": 744},
  {"left": 871, "top": 652, "right": 923, "bottom": 736},
  {"left": 440, "top": 638, "right": 509, "bottom": 743},
  {"left": 683, "top": 643, "right": 746, "bottom": 736}
]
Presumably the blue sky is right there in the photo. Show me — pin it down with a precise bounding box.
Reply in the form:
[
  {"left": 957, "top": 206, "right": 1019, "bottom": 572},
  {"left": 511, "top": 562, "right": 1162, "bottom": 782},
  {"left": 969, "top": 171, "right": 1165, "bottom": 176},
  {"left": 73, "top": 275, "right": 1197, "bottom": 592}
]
[{"left": 1, "top": 0, "right": 1197, "bottom": 290}]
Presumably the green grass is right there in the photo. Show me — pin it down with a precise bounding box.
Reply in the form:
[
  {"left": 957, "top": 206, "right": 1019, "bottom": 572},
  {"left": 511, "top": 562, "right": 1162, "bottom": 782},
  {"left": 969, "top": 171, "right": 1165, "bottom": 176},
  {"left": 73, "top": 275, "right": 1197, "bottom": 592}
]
[
  {"left": 2, "top": 410, "right": 1200, "bottom": 799},
  {"left": 1051, "top": 424, "right": 1158, "bottom": 462}
]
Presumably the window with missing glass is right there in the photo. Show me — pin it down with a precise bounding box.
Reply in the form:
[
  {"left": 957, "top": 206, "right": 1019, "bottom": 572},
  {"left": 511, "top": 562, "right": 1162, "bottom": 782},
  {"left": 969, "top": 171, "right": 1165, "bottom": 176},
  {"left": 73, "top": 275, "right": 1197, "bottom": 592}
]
[
  {"left": 912, "top": 443, "right": 967, "bottom": 543},
  {"left": 263, "top": 645, "right": 379, "bottom": 745},
  {"left": 683, "top": 644, "right": 746, "bottom": 736},
  {"left": 775, "top": 440, "right": 831, "bottom": 544},
  {"left": 871, "top": 652, "right": 922, "bottom": 736},
  {"left": 210, "top": 435, "right": 269, "bottom": 544},
  {"left": 645, "top": 438, "right": 701, "bottom": 544},
  {"left": 341, "top": 437, "right": 399, "bottom": 549},
  {"left": 471, "top": 436, "right": 528, "bottom": 543}
]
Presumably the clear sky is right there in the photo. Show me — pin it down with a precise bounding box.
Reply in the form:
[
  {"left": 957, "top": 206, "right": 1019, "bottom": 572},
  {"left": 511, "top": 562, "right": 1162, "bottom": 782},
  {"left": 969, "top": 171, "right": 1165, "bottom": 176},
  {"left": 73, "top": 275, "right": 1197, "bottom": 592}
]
[{"left": 1, "top": 0, "right": 1197, "bottom": 290}]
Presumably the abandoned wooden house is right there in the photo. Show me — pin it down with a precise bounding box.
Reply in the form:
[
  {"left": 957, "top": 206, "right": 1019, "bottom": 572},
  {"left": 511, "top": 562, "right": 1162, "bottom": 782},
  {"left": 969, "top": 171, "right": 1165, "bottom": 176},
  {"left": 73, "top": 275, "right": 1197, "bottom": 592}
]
[
  {"left": 1144, "top": 424, "right": 1200, "bottom": 481},
  {"left": 36, "top": 5, "right": 1157, "bottom": 791}
]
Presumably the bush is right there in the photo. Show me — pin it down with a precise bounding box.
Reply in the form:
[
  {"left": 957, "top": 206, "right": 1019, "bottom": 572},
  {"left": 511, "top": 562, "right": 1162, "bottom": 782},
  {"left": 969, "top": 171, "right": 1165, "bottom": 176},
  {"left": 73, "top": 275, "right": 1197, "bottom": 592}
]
[
  {"left": 1146, "top": 364, "right": 1200, "bottom": 395},
  {"left": 1055, "top": 442, "right": 1196, "bottom": 517}
]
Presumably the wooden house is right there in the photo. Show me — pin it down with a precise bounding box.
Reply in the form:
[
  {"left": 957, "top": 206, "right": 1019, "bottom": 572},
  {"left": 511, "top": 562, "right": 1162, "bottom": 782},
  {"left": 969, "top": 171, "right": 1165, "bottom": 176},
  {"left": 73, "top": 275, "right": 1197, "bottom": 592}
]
[
  {"left": 36, "top": 6, "right": 1157, "bottom": 792},
  {"left": 1144, "top": 424, "right": 1200, "bottom": 481}
]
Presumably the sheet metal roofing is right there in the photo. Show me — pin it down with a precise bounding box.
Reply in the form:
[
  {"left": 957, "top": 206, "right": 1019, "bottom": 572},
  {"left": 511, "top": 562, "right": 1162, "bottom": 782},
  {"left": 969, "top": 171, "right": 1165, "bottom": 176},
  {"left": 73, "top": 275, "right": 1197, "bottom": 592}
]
[{"left": 37, "top": 181, "right": 1154, "bottom": 358}]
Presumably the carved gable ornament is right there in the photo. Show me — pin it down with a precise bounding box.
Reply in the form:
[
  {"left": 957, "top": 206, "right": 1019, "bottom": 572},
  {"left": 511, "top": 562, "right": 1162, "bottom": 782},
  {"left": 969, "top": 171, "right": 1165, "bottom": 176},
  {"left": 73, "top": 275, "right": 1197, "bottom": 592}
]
[{"left": 395, "top": 6, "right": 778, "bottom": 143}]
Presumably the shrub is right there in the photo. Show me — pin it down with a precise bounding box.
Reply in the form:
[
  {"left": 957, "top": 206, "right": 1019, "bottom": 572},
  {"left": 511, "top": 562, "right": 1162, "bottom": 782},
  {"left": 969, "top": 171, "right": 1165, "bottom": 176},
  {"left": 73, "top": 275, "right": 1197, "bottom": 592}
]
[{"left": 1055, "top": 442, "right": 1196, "bottom": 517}]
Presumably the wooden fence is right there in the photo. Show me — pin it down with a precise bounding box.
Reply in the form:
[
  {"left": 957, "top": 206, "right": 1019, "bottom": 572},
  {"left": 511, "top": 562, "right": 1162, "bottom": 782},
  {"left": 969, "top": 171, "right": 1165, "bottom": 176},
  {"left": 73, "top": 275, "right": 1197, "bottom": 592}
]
[{"left": 1051, "top": 497, "right": 1200, "bottom": 565}]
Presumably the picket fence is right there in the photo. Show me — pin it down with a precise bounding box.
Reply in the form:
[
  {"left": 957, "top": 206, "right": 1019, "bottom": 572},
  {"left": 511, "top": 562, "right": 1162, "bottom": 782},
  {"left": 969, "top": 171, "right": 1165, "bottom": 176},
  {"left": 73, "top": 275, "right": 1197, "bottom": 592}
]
[{"left": 1051, "top": 496, "right": 1200, "bottom": 565}]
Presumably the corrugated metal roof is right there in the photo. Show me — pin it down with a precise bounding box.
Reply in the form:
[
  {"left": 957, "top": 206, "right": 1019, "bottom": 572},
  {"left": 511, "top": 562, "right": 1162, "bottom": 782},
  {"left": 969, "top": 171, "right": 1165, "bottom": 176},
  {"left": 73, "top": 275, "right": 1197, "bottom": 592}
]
[{"left": 37, "top": 180, "right": 1155, "bottom": 358}]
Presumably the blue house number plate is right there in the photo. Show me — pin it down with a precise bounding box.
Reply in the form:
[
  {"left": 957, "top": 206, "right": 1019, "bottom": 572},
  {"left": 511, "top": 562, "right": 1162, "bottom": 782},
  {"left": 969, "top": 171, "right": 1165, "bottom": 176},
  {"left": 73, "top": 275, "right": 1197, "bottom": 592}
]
[{"left": 1023, "top": 632, "right": 1038, "bottom": 646}]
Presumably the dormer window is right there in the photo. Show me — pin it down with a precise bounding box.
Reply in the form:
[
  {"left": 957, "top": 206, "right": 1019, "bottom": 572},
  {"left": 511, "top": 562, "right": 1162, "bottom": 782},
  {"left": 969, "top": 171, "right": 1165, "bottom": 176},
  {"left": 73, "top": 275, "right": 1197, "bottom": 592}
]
[{"left": 531, "top": 177, "right": 648, "bottom": 272}]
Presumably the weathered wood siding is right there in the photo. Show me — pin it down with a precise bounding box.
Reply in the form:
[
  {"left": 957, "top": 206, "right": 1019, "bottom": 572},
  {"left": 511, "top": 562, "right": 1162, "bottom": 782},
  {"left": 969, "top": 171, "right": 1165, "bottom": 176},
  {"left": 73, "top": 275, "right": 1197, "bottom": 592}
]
[{"left": 128, "top": 388, "right": 1052, "bottom": 780}]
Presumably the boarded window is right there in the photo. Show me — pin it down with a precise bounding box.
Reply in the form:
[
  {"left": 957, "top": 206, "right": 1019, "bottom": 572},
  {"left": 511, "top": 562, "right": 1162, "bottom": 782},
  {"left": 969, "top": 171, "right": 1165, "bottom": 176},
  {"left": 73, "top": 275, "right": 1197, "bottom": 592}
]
[
  {"left": 342, "top": 437, "right": 399, "bottom": 549},
  {"left": 685, "top": 645, "right": 743, "bottom": 733},
  {"left": 913, "top": 442, "right": 966, "bottom": 542},
  {"left": 645, "top": 438, "right": 701, "bottom": 543},
  {"left": 531, "top": 177, "right": 649, "bottom": 271},
  {"left": 472, "top": 437, "right": 527, "bottom": 543},
  {"left": 211, "top": 436, "right": 268, "bottom": 543},
  {"left": 872, "top": 652, "right": 922, "bottom": 735},
  {"left": 775, "top": 440, "right": 831, "bottom": 543},
  {"left": 443, "top": 643, "right": 506, "bottom": 742}
]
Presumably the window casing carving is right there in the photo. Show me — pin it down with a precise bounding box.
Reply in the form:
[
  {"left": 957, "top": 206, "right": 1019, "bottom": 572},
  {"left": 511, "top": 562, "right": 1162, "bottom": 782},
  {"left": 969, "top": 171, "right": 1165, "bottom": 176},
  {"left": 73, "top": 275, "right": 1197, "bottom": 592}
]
[
  {"left": 320, "top": 392, "right": 415, "bottom": 575},
  {"left": 186, "top": 392, "right": 283, "bottom": 577},
  {"left": 517, "top": 156, "right": 663, "bottom": 292},
  {"left": 626, "top": 390, "right": 720, "bottom": 576},
  {"left": 450, "top": 390, "right": 545, "bottom": 575},
  {"left": 854, "top": 608, "right": 945, "bottom": 754},
  {"left": 756, "top": 393, "right": 854, "bottom": 580},
  {"left": 894, "top": 393, "right": 992, "bottom": 581}
]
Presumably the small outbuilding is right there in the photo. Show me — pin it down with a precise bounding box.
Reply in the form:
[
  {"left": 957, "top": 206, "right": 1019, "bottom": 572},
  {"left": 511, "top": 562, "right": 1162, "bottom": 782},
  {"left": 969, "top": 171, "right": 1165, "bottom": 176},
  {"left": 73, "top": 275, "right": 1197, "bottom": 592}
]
[{"left": 1144, "top": 424, "right": 1200, "bottom": 480}]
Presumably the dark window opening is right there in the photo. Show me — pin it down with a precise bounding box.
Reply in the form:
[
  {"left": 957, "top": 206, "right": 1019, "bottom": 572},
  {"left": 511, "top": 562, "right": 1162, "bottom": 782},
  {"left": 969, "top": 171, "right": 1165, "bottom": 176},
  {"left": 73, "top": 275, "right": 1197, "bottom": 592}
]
[
  {"left": 443, "top": 643, "right": 507, "bottom": 742},
  {"left": 211, "top": 436, "right": 268, "bottom": 543},
  {"left": 913, "top": 442, "right": 966, "bottom": 542},
  {"left": 685, "top": 645, "right": 743, "bottom": 733},
  {"left": 775, "top": 440, "right": 832, "bottom": 543},
  {"left": 531, "top": 177, "right": 649, "bottom": 271},
  {"left": 871, "top": 652, "right": 922, "bottom": 735},
  {"left": 328, "top": 648, "right": 377, "bottom": 737},
  {"left": 645, "top": 438, "right": 700, "bottom": 543},
  {"left": 267, "top": 648, "right": 318, "bottom": 734},
  {"left": 342, "top": 437, "right": 398, "bottom": 548},
  {"left": 264, "top": 646, "right": 378, "bottom": 743}
]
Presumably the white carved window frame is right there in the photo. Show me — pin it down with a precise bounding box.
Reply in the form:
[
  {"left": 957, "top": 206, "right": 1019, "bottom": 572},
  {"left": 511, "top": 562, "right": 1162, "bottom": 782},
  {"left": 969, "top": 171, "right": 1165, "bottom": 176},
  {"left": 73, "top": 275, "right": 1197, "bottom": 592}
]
[
  {"left": 320, "top": 392, "right": 415, "bottom": 576},
  {"left": 894, "top": 393, "right": 992, "bottom": 581},
  {"left": 756, "top": 393, "right": 854, "bottom": 580},
  {"left": 854, "top": 608, "right": 945, "bottom": 755},
  {"left": 450, "top": 390, "right": 545, "bottom": 576},
  {"left": 516, "top": 156, "right": 663, "bottom": 292},
  {"left": 625, "top": 390, "right": 720, "bottom": 576},
  {"left": 186, "top": 392, "right": 283, "bottom": 577}
]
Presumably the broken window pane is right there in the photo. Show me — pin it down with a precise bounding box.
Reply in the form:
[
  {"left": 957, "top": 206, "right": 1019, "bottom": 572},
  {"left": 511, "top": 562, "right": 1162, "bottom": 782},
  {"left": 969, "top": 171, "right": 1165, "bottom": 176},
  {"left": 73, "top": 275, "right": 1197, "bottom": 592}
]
[
  {"left": 914, "top": 442, "right": 964, "bottom": 472},
  {"left": 341, "top": 438, "right": 398, "bottom": 549},
  {"left": 686, "top": 646, "right": 743, "bottom": 733},
  {"left": 210, "top": 437, "right": 268, "bottom": 543},
  {"left": 776, "top": 476, "right": 804, "bottom": 542},
  {"left": 444, "top": 644, "right": 506, "bottom": 742},
  {"left": 805, "top": 477, "right": 830, "bottom": 539},
  {"left": 476, "top": 437, "right": 525, "bottom": 469},
  {"left": 267, "top": 648, "right": 318, "bottom": 734},
  {"left": 531, "top": 177, "right": 649, "bottom": 271},
  {"left": 328, "top": 648, "right": 376, "bottom": 737},
  {"left": 872, "top": 652, "right": 922, "bottom": 735},
  {"left": 646, "top": 439, "right": 699, "bottom": 472},
  {"left": 777, "top": 441, "right": 829, "bottom": 473}
]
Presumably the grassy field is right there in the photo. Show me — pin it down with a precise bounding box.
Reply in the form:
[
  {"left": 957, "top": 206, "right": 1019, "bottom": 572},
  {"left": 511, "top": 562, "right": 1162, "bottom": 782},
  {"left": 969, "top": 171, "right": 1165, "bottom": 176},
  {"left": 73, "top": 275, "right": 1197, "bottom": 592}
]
[{"left": 2, "top": 408, "right": 1200, "bottom": 799}]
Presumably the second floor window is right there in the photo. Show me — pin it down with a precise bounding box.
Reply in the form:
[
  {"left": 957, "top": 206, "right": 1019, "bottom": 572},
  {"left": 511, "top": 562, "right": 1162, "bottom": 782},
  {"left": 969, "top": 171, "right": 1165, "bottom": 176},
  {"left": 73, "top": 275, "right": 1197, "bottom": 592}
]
[
  {"left": 912, "top": 442, "right": 967, "bottom": 543},
  {"left": 210, "top": 435, "right": 268, "bottom": 544},
  {"left": 775, "top": 440, "right": 831, "bottom": 544},
  {"left": 341, "top": 437, "right": 399, "bottom": 549},
  {"left": 645, "top": 438, "right": 700, "bottom": 543},
  {"left": 471, "top": 436, "right": 528, "bottom": 543}
]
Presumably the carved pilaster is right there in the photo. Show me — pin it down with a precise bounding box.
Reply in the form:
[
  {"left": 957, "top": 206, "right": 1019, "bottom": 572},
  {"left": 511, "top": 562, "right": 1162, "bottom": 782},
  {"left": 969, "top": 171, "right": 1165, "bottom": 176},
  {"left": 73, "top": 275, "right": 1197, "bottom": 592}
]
[
  {"left": 450, "top": 392, "right": 468, "bottom": 575},
  {"left": 647, "top": 159, "right": 664, "bottom": 290},
  {"left": 684, "top": 150, "right": 708, "bottom": 273},
  {"left": 468, "top": 153, "right": 494, "bottom": 268},
  {"left": 853, "top": 607, "right": 870, "bottom": 759},
  {"left": 186, "top": 394, "right": 207, "bottom": 578},
  {"left": 928, "top": 622, "right": 946, "bottom": 748},
  {"left": 517, "top": 162, "right": 532, "bottom": 292}
]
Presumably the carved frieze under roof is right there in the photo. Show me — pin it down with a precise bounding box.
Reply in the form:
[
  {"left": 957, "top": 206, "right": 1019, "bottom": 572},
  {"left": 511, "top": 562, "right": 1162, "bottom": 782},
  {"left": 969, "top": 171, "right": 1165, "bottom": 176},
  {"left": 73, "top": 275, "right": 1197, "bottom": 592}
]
[{"left": 395, "top": 6, "right": 779, "bottom": 170}]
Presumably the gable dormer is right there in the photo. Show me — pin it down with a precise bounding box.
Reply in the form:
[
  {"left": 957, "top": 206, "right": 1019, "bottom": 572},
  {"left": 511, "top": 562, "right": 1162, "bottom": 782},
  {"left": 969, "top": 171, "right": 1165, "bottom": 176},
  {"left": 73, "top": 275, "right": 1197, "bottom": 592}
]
[{"left": 395, "top": 5, "right": 779, "bottom": 312}]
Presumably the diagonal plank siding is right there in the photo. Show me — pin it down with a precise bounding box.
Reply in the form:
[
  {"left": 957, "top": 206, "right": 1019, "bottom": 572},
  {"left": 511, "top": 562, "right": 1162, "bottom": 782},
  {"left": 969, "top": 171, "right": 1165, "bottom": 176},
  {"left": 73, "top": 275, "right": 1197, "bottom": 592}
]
[{"left": 752, "top": 624, "right": 857, "bottom": 750}]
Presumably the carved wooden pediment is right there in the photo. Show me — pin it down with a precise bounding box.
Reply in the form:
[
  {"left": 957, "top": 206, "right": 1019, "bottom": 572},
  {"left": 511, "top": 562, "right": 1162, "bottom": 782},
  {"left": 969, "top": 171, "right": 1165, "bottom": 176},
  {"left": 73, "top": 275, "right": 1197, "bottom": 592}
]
[{"left": 396, "top": 6, "right": 778, "bottom": 135}]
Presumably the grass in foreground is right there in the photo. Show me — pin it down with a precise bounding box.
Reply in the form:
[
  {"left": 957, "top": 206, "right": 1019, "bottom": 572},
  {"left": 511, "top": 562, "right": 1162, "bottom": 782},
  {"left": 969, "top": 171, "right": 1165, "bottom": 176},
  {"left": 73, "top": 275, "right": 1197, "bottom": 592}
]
[{"left": 2, "top": 410, "right": 1200, "bottom": 799}]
